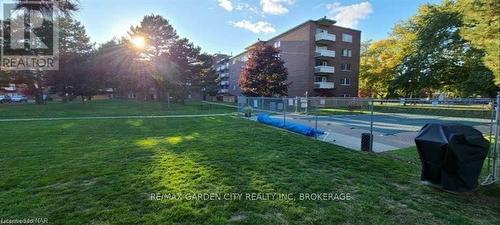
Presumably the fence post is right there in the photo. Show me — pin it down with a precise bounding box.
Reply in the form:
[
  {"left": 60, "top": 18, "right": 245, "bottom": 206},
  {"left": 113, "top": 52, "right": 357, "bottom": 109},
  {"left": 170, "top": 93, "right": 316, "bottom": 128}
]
[
  {"left": 493, "top": 92, "right": 499, "bottom": 182},
  {"left": 370, "top": 99, "right": 374, "bottom": 152},
  {"left": 295, "top": 96, "right": 298, "bottom": 113},
  {"left": 261, "top": 96, "right": 264, "bottom": 111},
  {"left": 315, "top": 101, "right": 318, "bottom": 140},
  {"left": 283, "top": 97, "right": 286, "bottom": 126},
  {"left": 483, "top": 91, "right": 500, "bottom": 185}
]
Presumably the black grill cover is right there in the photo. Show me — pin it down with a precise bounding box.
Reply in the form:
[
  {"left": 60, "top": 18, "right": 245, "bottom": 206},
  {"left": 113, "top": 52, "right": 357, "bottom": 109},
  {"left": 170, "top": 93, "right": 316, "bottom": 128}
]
[{"left": 415, "top": 123, "right": 489, "bottom": 192}]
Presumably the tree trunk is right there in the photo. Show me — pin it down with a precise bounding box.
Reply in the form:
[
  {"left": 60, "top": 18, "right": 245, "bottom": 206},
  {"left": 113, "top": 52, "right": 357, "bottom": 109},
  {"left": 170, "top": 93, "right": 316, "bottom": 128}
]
[
  {"left": 166, "top": 91, "right": 170, "bottom": 109},
  {"left": 32, "top": 79, "right": 44, "bottom": 105}
]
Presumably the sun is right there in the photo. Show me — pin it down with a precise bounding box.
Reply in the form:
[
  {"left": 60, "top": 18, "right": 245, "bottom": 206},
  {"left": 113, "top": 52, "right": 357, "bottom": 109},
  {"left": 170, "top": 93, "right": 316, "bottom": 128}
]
[{"left": 131, "top": 36, "right": 146, "bottom": 49}]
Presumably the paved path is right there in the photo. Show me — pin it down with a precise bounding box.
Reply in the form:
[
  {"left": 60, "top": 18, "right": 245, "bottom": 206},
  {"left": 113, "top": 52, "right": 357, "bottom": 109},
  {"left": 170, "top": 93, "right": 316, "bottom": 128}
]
[{"left": 0, "top": 113, "right": 234, "bottom": 122}]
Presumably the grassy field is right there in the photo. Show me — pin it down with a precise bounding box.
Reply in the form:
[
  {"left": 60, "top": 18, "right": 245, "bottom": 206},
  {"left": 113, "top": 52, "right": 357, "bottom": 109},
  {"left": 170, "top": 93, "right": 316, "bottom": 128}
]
[
  {"left": 0, "top": 101, "right": 499, "bottom": 225},
  {"left": 0, "top": 99, "right": 235, "bottom": 119}
]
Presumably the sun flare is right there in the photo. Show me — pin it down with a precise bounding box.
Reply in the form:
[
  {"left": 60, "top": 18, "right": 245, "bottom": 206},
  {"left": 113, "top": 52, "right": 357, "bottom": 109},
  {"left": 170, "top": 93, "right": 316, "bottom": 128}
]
[{"left": 131, "top": 36, "right": 146, "bottom": 49}]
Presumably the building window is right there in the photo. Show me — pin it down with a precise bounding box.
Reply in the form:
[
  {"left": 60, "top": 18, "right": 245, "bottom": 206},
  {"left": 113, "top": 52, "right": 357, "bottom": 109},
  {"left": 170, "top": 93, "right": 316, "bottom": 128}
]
[
  {"left": 233, "top": 59, "right": 236, "bottom": 64},
  {"left": 340, "top": 78, "right": 351, "bottom": 85},
  {"left": 342, "top": 94, "right": 350, "bottom": 97},
  {"left": 273, "top": 41, "right": 281, "bottom": 48},
  {"left": 342, "top": 33, "right": 353, "bottom": 43},
  {"left": 342, "top": 49, "right": 352, "bottom": 57},
  {"left": 316, "top": 28, "right": 327, "bottom": 34},
  {"left": 341, "top": 63, "right": 351, "bottom": 71}
]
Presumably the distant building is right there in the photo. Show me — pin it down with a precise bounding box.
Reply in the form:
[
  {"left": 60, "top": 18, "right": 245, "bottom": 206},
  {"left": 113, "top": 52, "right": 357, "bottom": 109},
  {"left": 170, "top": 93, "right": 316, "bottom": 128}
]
[
  {"left": 218, "top": 17, "right": 361, "bottom": 97},
  {"left": 214, "top": 57, "right": 231, "bottom": 96}
]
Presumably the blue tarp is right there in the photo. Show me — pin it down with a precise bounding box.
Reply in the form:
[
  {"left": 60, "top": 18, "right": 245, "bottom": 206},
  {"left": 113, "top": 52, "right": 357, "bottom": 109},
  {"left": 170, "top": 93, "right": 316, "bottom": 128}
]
[{"left": 257, "top": 113, "right": 325, "bottom": 137}]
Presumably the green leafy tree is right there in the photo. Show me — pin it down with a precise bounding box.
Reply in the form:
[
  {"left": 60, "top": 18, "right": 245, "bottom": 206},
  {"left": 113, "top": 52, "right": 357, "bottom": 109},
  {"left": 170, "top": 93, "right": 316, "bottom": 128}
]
[
  {"left": 390, "top": 2, "right": 497, "bottom": 97},
  {"left": 457, "top": 0, "right": 500, "bottom": 85},
  {"left": 239, "top": 43, "right": 289, "bottom": 97},
  {"left": 359, "top": 39, "right": 402, "bottom": 98}
]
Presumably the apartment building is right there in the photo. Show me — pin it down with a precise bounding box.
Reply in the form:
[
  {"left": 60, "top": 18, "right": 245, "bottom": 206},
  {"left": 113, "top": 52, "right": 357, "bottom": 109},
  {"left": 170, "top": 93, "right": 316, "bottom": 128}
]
[{"left": 218, "top": 17, "right": 361, "bottom": 97}]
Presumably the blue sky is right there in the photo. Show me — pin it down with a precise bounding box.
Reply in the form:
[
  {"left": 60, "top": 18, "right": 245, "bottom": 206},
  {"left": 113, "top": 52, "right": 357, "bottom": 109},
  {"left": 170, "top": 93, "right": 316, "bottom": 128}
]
[{"left": 75, "top": 0, "right": 440, "bottom": 55}]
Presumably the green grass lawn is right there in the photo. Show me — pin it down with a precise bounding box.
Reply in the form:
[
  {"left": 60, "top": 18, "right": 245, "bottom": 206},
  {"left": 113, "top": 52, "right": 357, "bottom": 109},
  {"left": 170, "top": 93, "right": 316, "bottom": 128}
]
[
  {"left": 0, "top": 102, "right": 499, "bottom": 224},
  {"left": 0, "top": 99, "right": 235, "bottom": 119}
]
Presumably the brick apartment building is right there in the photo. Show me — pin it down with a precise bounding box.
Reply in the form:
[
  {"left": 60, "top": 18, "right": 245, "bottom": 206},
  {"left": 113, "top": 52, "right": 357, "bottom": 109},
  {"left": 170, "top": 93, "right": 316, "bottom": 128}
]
[{"left": 215, "top": 17, "right": 361, "bottom": 97}]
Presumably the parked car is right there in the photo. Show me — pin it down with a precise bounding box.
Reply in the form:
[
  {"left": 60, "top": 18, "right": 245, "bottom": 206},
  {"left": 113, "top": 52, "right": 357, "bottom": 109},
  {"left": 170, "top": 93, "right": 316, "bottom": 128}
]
[
  {"left": 11, "top": 95, "right": 28, "bottom": 103},
  {"left": 0, "top": 95, "right": 11, "bottom": 103}
]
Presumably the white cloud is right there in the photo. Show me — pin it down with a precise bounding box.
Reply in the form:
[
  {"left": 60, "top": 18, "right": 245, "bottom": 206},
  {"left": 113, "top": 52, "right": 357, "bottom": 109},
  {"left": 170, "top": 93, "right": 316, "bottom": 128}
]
[
  {"left": 326, "top": 1, "right": 373, "bottom": 28},
  {"left": 218, "top": 0, "right": 233, "bottom": 11},
  {"left": 235, "top": 2, "right": 260, "bottom": 14},
  {"left": 260, "top": 0, "right": 295, "bottom": 15},
  {"left": 230, "top": 20, "right": 276, "bottom": 33}
]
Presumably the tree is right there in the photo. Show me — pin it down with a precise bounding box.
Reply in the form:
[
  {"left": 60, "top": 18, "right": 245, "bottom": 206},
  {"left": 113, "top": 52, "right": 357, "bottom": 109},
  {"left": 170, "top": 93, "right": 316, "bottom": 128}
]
[
  {"left": 126, "top": 14, "right": 180, "bottom": 101},
  {"left": 390, "top": 2, "right": 497, "bottom": 97},
  {"left": 16, "top": 0, "right": 79, "bottom": 14},
  {"left": 193, "top": 53, "right": 219, "bottom": 98},
  {"left": 128, "top": 14, "right": 178, "bottom": 59},
  {"left": 10, "top": 0, "right": 80, "bottom": 104},
  {"left": 48, "top": 16, "right": 96, "bottom": 102},
  {"left": 167, "top": 38, "right": 202, "bottom": 102},
  {"left": 239, "top": 43, "right": 289, "bottom": 97},
  {"left": 457, "top": 0, "right": 500, "bottom": 85},
  {"left": 359, "top": 39, "right": 402, "bottom": 98}
]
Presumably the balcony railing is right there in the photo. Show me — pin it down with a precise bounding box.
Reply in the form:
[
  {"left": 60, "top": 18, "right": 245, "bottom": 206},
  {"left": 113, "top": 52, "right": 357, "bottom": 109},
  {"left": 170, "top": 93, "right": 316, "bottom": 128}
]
[
  {"left": 218, "top": 73, "right": 229, "bottom": 78},
  {"left": 315, "top": 32, "right": 336, "bottom": 43},
  {"left": 314, "top": 65, "right": 335, "bottom": 74},
  {"left": 216, "top": 65, "right": 228, "bottom": 72},
  {"left": 220, "top": 81, "right": 229, "bottom": 86},
  {"left": 219, "top": 89, "right": 229, "bottom": 94},
  {"left": 314, "top": 82, "right": 335, "bottom": 89},
  {"left": 315, "top": 49, "right": 335, "bottom": 58}
]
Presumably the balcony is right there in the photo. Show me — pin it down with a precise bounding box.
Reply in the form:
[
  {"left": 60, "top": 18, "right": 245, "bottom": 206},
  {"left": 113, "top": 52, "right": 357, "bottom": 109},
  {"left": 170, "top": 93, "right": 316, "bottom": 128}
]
[
  {"left": 315, "top": 65, "right": 335, "bottom": 74},
  {"left": 219, "top": 89, "right": 229, "bottom": 94},
  {"left": 218, "top": 73, "right": 229, "bottom": 78},
  {"left": 216, "top": 65, "right": 228, "bottom": 72},
  {"left": 315, "top": 32, "right": 336, "bottom": 44},
  {"left": 220, "top": 80, "right": 229, "bottom": 86},
  {"left": 315, "top": 49, "right": 335, "bottom": 58},
  {"left": 314, "top": 82, "right": 335, "bottom": 89}
]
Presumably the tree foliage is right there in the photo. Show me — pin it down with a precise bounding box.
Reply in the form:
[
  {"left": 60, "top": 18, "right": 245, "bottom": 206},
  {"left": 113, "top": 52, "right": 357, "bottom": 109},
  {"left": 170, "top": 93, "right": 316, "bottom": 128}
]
[
  {"left": 239, "top": 43, "right": 289, "bottom": 97},
  {"left": 457, "top": 0, "right": 500, "bottom": 85},
  {"left": 359, "top": 39, "right": 401, "bottom": 98},
  {"left": 95, "top": 14, "right": 217, "bottom": 102},
  {"left": 360, "top": 0, "right": 498, "bottom": 98},
  {"left": 48, "top": 16, "right": 96, "bottom": 102}
]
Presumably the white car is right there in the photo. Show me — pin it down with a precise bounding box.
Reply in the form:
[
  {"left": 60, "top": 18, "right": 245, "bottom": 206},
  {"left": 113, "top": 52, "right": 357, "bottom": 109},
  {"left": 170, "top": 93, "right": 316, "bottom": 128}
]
[
  {"left": 0, "top": 95, "right": 11, "bottom": 103},
  {"left": 11, "top": 95, "right": 28, "bottom": 103}
]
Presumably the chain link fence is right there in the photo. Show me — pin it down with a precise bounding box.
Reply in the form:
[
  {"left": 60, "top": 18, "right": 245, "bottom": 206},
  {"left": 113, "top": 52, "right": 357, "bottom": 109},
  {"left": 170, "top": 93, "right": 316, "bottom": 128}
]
[{"left": 237, "top": 95, "right": 499, "bottom": 184}]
